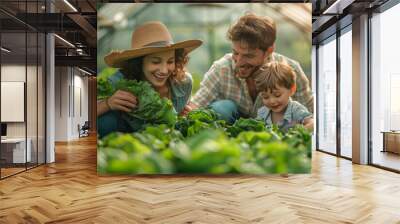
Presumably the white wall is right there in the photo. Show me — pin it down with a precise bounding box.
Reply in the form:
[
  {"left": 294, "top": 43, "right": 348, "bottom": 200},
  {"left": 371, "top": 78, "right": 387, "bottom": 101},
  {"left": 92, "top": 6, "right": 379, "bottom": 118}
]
[
  {"left": 1, "top": 65, "right": 26, "bottom": 81},
  {"left": 1, "top": 82, "right": 25, "bottom": 122},
  {"left": 54, "top": 67, "right": 89, "bottom": 141},
  {"left": 73, "top": 73, "right": 89, "bottom": 138},
  {"left": 55, "top": 67, "right": 69, "bottom": 141}
]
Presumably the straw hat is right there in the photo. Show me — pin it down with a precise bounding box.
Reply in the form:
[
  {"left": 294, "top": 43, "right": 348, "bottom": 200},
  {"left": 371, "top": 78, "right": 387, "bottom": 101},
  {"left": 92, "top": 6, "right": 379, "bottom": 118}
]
[{"left": 104, "top": 21, "right": 202, "bottom": 68}]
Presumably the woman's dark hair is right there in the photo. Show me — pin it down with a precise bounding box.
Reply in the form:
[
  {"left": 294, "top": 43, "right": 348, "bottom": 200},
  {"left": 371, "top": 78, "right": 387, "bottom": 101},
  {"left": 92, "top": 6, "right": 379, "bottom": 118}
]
[
  {"left": 119, "top": 49, "right": 189, "bottom": 83},
  {"left": 174, "top": 48, "right": 189, "bottom": 82},
  {"left": 120, "top": 57, "right": 145, "bottom": 81}
]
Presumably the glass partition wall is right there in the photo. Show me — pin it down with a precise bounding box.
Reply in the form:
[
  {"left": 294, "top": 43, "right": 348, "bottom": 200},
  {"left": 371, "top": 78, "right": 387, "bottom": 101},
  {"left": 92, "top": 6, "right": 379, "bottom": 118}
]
[
  {"left": 0, "top": 2, "right": 46, "bottom": 179},
  {"left": 339, "top": 26, "right": 352, "bottom": 159},
  {"left": 316, "top": 25, "right": 353, "bottom": 159},
  {"left": 0, "top": 30, "right": 27, "bottom": 177},
  {"left": 317, "top": 35, "right": 337, "bottom": 155}
]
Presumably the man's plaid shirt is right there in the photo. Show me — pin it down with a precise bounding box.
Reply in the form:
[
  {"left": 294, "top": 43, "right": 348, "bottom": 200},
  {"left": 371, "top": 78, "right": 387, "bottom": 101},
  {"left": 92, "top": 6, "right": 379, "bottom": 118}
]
[{"left": 191, "top": 52, "right": 314, "bottom": 118}]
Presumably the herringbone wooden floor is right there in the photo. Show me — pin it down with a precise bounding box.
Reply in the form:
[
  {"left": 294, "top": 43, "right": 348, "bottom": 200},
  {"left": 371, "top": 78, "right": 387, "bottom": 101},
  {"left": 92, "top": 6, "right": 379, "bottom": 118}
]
[{"left": 1, "top": 135, "right": 400, "bottom": 224}]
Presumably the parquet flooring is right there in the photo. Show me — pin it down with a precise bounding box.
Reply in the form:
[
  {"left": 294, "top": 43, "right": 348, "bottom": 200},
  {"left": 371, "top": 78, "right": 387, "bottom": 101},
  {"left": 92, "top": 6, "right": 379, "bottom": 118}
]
[
  {"left": 1, "top": 167, "right": 26, "bottom": 178},
  {"left": 0, "top": 135, "right": 400, "bottom": 224}
]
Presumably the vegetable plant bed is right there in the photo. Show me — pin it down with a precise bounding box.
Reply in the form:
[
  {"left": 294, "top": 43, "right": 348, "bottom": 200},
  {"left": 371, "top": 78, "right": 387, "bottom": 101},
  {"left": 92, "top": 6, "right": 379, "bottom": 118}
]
[
  {"left": 98, "top": 74, "right": 311, "bottom": 174},
  {"left": 98, "top": 109, "right": 311, "bottom": 175}
]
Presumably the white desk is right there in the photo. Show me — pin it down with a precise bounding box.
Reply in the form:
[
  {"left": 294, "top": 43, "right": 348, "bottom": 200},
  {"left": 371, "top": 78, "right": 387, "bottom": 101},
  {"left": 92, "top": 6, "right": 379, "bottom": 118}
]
[{"left": 1, "top": 138, "right": 31, "bottom": 163}]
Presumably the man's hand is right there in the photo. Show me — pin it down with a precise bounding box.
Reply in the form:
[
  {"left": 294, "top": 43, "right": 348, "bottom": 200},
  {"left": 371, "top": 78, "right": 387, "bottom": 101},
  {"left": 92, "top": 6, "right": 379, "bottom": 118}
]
[
  {"left": 107, "top": 90, "right": 137, "bottom": 113},
  {"left": 180, "top": 102, "right": 198, "bottom": 116}
]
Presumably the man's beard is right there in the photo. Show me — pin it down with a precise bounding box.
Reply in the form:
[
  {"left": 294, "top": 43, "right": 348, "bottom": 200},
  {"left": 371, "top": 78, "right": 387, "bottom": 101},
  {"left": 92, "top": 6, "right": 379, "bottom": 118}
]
[{"left": 235, "top": 65, "right": 261, "bottom": 79}]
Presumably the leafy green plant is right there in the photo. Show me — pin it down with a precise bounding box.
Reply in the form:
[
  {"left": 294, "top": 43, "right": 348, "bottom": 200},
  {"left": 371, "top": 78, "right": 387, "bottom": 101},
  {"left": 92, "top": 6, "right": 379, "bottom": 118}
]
[
  {"left": 98, "top": 132, "right": 174, "bottom": 174},
  {"left": 175, "top": 109, "right": 226, "bottom": 137},
  {"left": 226, "top": 118, "right": 266, "bottom": 137},
  {"left": 115, "top": 79, "right": 177, "bottom": 127},
  {"left": 97, "top": 70, "right": 177, "bottom": 127},
  {"left": 97, "top": 67, "right": 117, "bottom": 100},
  {"left": 98, "top": 109, "right": 312, "bottom": 175}
]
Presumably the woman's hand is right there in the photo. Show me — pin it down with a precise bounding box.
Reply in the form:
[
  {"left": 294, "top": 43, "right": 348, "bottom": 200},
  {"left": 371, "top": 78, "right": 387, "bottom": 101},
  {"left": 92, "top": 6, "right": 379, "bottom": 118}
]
[
  {"left": 107, "top": 90, "right": 137, "bottom": 113},
  {"left": 180, "top": 102, "right": 198, "bottom": 116}
]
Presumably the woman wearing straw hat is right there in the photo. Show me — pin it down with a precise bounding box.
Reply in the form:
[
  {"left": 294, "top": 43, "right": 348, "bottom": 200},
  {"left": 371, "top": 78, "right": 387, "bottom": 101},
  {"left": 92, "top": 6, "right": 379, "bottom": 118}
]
[{"left": 97, "top": 21, "right": 202, "bottom": 138}]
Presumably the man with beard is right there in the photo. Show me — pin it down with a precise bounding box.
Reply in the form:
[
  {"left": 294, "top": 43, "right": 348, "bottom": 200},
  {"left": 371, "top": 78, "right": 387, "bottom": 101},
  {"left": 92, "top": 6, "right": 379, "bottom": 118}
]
[{"left": 184, "top": 13, "right": 313, "bottom": 124}]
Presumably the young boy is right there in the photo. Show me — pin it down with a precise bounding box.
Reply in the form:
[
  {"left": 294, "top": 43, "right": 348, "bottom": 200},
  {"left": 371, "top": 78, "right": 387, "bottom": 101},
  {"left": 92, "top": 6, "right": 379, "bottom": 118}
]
[{"left": 254, "top": 61, "right": 313, "bottom": 132}]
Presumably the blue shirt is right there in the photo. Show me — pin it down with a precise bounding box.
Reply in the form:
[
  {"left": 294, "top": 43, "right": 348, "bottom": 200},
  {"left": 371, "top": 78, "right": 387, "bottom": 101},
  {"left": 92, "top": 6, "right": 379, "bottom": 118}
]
[
  {"left": 256, "top": 99, "right": 312, "bottom": 131},
  {"left": 98, "top": 70, "right": 192, "bottom": 138}
]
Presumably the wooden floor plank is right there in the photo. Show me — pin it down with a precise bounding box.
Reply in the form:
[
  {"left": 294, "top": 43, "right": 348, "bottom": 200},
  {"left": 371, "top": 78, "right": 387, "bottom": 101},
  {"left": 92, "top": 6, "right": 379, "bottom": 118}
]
[{"left": 0, "top": 135, "right": 399, "bottom": 223}]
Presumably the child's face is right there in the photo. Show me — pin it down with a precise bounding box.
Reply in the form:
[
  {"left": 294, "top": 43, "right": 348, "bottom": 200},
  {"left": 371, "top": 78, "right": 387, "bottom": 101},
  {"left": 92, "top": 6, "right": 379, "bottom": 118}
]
[{"left": 261, "top": 85, "right": 295, "bottom": 113}]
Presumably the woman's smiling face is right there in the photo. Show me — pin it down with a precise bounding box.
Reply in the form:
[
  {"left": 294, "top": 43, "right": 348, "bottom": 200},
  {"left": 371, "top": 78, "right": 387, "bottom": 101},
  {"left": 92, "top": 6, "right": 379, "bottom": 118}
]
[{"left": 142, "top": 50, "right": 175, "bottom": 88}]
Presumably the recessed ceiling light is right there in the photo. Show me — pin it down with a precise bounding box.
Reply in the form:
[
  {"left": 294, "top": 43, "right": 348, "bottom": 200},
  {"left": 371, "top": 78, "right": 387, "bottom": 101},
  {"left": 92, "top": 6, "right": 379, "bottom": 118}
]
[
  {"left": 78, "top": 67, "right": 92, "bottom": 76},
  {"left": 323, "top": 0, "right": 354, "bottom": 15},
  {"left": 63, "top": 0, "right": 78, "bottom": 12},
  {"left": 54, "top": 34, "right": 75, "bottom": 48},
  {"left": 1, "top": 47, "right": 11, "bottom": 53}
]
